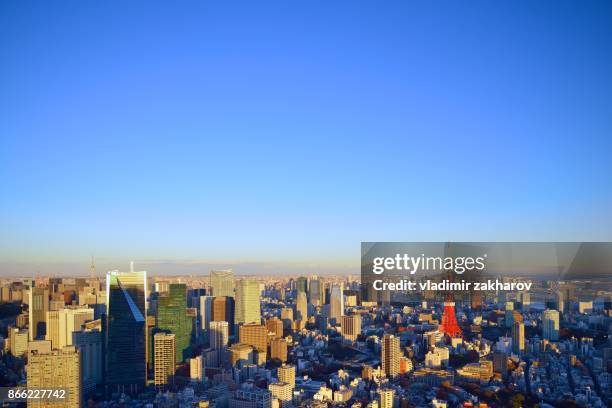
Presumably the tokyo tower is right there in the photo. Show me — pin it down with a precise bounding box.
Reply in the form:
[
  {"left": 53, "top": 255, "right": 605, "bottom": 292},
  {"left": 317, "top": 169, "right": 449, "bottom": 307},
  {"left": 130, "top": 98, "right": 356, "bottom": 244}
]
[{"left": 440, "top": 294, "right": 462, "bottom": 337}]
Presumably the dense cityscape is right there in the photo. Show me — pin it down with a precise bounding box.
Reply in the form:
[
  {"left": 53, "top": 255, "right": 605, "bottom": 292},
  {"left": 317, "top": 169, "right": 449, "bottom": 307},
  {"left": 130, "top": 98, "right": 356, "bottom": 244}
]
[
  {"left": 0, "top": 263, "right": 611, "bottom": 408},
  {"left": 3, "top": 0, "right": 612, "bottom": 407}
]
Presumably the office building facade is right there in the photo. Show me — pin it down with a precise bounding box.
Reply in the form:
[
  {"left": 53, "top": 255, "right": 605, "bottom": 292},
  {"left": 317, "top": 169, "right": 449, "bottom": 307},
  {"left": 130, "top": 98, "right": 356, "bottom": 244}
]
[{"left": 105, "top": 270, "right": 147, "bottom": 394}]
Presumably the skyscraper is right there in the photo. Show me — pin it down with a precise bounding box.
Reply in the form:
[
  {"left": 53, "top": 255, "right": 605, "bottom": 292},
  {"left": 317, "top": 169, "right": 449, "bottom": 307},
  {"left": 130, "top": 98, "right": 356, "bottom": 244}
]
[
  {"left": 329, "top": 283, "right": 344, "bottom": 323},
  {"left": 210, "top": 269, "right": 235, "bottom": 297},
  {"left": 154, "top": 332, "right": 176, "bottom": 388},
  {"left": 45, "top": 310, "right": 60, "bottom": 348},
  {"left": 200, "top": 295, "right": 213, "bottom": 336},
  {"left": 210, "top": 320, "right": 229, "bottom": 350},
  {"left": 381, "top": 334, "right": 400, "bottom": 378},
  {"left": 187, "top": 288, "right": 206, "bottom": 308},
  {"left": 512, "top": 321, "right": 525, "bottom": 354},
  {"left": 239, "top": 323, "right": 268, "bottom": 353},
  {"left": 27, "top": 346, "right": 81, "bottom": 408},
  {"left": 157, "top": 283, "right": 193, "bottom": 362},
  {"left": 29, "top": 287, "right": 49, "bottom": 340},
  {"left": 235, "top": 279, "right": 261, "bottom": 326},
  {"left": 146, "top": 315, "right": 156, "bottom": 371},
  {"left": 46, "top": 306, "right": 94, "bottom": 349},
  {"left": 309, "top": 276, "right": 324, "bottom": 307},
  {"left": 105, "top": 270, "right": 147, "bottom": 394},
  {"left": 209, "top": 320, "right": 229, "bottom": 366},
  {"left": 340, "top": 314, "right": 361, "bottom": 344},
  {"left": 542, "top": 309, "right": 560, "bottom": 341},
  {"left": 296, "top": 291, "right": 308, "bottom": 323},
  {"left": 296, "top": 276, "right": 308, "bottom": 296},
  {"left": 212, "top": 296, "right": 235, "bottom": 335},
  {"left": 72, "top": 328, "right": 103, "bottom": 396}
]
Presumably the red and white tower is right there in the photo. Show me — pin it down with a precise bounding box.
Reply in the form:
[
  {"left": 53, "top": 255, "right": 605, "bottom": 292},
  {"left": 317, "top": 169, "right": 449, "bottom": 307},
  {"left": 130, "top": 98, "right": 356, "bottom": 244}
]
[{"left": 440, "top": 295, "right": 462, "bottom": 337}]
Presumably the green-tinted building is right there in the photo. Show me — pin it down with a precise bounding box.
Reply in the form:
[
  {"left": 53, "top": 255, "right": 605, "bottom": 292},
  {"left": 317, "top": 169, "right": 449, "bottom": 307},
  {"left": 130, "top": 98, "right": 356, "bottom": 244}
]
[
  {"left": 156, "top": 284, "right": 193, "bottom": 363},
  {"left": 296, "top": 276, "right": 308, "bottom": 296}
]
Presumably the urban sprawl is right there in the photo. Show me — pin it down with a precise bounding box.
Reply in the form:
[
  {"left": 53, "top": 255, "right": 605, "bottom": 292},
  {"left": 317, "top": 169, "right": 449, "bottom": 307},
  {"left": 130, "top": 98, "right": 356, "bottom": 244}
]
[{"left": 0, "top": 265, "right": 611, "bottom": 408}]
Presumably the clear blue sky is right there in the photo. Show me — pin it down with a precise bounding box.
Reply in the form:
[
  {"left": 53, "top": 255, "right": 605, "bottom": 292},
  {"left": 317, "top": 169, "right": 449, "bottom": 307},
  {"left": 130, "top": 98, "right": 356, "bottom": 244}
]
[{"left": 1, "top": 1, "right": 611, "bottom": 276}]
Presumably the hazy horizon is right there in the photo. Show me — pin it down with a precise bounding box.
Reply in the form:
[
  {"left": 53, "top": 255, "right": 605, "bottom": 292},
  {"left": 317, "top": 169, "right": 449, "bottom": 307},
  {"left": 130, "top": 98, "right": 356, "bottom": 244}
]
[{"left": 0, "top": 258, "right": 359, "bottom": 278}]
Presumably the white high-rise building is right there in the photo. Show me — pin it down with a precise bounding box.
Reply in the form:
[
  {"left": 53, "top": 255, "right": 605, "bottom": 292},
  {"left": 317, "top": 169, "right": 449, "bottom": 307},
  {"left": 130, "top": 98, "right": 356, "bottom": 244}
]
[
  {"left": 235, "top": 279, "right": 261, "bottom": 326},
  {"left": 208, "top": 320, "right": 229, "bottom": 368},
  {"left": 329, "top": 283, "right": 344, "bottom": 322},
  {"left": 46, "top": 306, "right": 94, "bottom": 349}
]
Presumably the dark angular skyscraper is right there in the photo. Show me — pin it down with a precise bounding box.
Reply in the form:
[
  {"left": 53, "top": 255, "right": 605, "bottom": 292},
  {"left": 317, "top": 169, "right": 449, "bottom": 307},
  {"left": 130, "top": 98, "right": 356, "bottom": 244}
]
[{"left": 105, "top": 270, "right": 147, "bottom": 394}]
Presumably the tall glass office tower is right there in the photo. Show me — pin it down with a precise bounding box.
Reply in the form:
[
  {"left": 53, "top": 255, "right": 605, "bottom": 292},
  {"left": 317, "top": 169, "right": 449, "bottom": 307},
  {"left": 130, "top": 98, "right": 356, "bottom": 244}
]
[
  {"left": 157, "top": 283, "right": 193, "bottom": 363},
  {"left": 235, "top": 279, "right": 261, "bottom": 326},
  {"left": 29, "top": 287, "right": 49, "bottom": 340},
  {"left": 296, "top": 276, "right": 308, "bottom": 296},
  {"left": 329, "top": 283, "right": 344, "bottom": 323},
  {"left": 105, "top": 270, "right": 147, "bottom": 394},
  {"left": 309, "top": 276, "right": 324, "bottom": 306},
  {"left": 210, "top": 269, "right": 235, "bottom": 297}
]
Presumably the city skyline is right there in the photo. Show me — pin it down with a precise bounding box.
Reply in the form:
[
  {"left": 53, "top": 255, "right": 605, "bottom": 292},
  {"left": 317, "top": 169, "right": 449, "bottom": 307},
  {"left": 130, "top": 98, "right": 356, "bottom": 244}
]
[
  {"left": 1, "top": 259, "right": 610, "bottom": 406},
  {"left": 2, "top": 1, "right": 612, "bottom": 407}
]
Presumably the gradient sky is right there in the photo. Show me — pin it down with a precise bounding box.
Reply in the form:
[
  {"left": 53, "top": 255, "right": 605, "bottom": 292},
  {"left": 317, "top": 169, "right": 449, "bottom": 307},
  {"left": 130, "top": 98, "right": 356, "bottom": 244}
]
[{"left": 1, "top": 1, "right": 611, "bottom": 276}]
